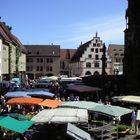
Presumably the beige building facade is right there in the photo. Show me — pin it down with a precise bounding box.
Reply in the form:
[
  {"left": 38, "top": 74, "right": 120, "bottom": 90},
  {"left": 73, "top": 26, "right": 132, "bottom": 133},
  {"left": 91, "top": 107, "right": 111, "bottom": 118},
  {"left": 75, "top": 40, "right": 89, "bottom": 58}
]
[
  {"left": 25, "top": 45, "right": 60, "bottom": 79},
  {"left": 0, "top": 21, "right": 26, "bottom": 81}
]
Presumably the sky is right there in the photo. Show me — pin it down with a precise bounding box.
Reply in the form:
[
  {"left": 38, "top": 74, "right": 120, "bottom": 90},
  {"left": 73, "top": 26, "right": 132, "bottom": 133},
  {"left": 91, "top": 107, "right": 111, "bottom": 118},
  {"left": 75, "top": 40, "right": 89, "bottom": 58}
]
[{"left": 0, "top": 0, "right": 128, "bottom": 49}]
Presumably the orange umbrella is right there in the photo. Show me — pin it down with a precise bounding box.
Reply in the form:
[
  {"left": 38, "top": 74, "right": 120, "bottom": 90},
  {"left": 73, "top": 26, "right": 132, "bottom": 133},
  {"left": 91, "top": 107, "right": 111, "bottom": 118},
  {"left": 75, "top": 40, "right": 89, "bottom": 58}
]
[
  {"left": 38, "top": 99, "right": 62, "bottom": 108},
  {"left": 6, "top": 97, "right": 43, "bottom": 105}
]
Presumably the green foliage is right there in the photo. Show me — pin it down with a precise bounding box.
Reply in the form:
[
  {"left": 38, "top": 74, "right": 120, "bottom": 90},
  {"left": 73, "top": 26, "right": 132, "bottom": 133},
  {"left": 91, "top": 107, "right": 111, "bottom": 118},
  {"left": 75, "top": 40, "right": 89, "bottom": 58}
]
[{"left": 112, "top": 124, "right": 131, "bottom": 131}]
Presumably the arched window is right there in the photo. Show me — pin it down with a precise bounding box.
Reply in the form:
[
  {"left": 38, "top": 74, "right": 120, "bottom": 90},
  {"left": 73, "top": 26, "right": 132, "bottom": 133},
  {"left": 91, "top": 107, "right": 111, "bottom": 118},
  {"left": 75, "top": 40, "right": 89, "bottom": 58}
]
[
  {"left": 94, "top": 71, "right": 100, "bottom": 75},
  {"left": 85, "top": 71, "right": 92, "bottom": 75},
  {"left": 86, "top": 62, "right": 91, "bottom": 68}
]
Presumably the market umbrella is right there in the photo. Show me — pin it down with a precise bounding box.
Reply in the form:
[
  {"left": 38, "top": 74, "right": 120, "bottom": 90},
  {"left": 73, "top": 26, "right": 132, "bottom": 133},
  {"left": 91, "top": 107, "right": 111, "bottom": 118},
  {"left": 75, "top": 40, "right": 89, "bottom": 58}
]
[
  {"left": 6, "top": 97, "right": 43, "bottom": 105},
  {"left": 90, "top": 104, "right": 133, "bottom": 117},
  {"left": 31, "top": 108, "right": 88, "bottom": 124},
  {"left": 0, "top": 116, "right": 33, "bottom": 133},
  {"left": 60, "top": 101, "right": 101, "bottom": 110},
  {"left": 38, "top": 99, "right": 62, "bottom": 108},
  {"left": 28, "top": 91, "right": 54, "bottom": 98},
  {"left": 4, "top": 91, "right": 31, "bottom": 98},
  {"left": 66, "top": 85, "right": 102, "bottom": 93}
]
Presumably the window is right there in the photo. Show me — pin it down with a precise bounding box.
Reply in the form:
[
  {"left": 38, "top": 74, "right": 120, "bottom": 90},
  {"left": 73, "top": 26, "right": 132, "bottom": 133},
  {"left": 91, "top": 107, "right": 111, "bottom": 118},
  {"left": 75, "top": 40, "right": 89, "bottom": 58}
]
[
  {"left": 36, "top": 66, "right": 39, "bottom": 71},
  {"left": 97, "top": 43, "right": 100, "bottom": 47},
  {"left": 40, "top": 66, "right": 43, "bottom": 71},
  {"left": 96, "top": 39, "right": 98, "bottom": 43},
  {"left": 93, "top": 43, "right": 96, "bottom": 47},
  {"left": 37, "top": 51, "right": 39, "bottom": 54},
  {"left": 94, "top": 62, "right": 99, "bottom": 68},
  {"left": 100, "top": 48, "right": 103, "bottom": 52},
  {"left": 95, "top": 55, "right": 99, "bottom": 60},
  {"left": 94, "top": 71, "right": 99, "bottom": 75},
  {"left": 46, "top": 58, "right": 49, "bottom": 63},
  {"left": 88, "top": 54, "right": 92, "bottom": 58},
  {"left": 86, "top": 62, "right": 91, "bottom": 68},
  {"left": 37, "top": 58, "right": 39, "bottom": 63},
  {"left": 85, "top": 71, "right": 92, "bottom": 75},
  {"left": 114, "top": 53, "right": 119, "bottom": 56},
  {"left": 91, "top": 48, "right": 94, "bottom": 52},
  {"left": 95, "top": 48, "right": 98, "bottom": 53},
  {"left": 50, "top": 66, "right": 53, "bottom": 71},
  {"left": 27, "top": 58, "right": 33, "bottom": 63}
]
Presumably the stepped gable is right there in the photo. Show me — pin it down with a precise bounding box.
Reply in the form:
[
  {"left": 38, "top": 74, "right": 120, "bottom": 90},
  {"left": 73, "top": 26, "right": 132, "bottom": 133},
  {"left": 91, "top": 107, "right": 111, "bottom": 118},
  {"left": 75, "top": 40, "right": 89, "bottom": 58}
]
[{"left": 70, "top": 40, "right": 91, "bottom": 62}]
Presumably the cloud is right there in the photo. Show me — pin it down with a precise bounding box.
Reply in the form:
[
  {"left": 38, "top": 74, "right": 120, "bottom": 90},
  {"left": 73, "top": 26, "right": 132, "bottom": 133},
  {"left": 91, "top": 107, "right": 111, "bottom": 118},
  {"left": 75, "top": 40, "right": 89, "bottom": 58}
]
[{"left": 53, "top": 15, "right": 125, "bottom": 48}]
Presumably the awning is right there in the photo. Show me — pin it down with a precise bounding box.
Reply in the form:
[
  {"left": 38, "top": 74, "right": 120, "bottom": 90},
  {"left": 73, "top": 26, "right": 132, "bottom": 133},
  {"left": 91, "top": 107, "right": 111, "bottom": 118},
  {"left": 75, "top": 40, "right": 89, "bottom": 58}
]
[
  {"left": 31, "top": 108, "right": 88, "bottom": 124},
  {"left": 112, "top": 95, "right": 140, "bottom": 104},
  {"left": 4, "top": 91, "right": 31, "bottom": 98},
  {"left": 6, "top": 97, "right": 43, "bottom": 105},
  {"left": 67, "top": 123, "right": 91, "bottom": 140},
  {"left": 28, "top": 90, "right": 54, "bottom": 98},
  {"left": 90, "top": 104, "right": 133, "bottom": 117},
  {"left": 66, "top": 85, "right": 102, "bottom": 93},
  {"left": 60, "top": 101, "right": 132, "bottom": 117},
  {"left": 38, "top": 99, "right": 62, "bottom": 108},
  {"left": 60, "top": 101, "right": 100, "bottom": 110},
  {"left": 0, "top": 116, "right": 33, "bottom": 133}
]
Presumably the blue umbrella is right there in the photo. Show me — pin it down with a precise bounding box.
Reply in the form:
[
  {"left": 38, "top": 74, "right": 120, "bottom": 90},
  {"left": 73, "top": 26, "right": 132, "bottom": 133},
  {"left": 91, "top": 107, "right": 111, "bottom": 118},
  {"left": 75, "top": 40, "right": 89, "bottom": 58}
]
[
  {"left": 28, "top": 90, "right": 54, "bottom": 98},
  {"left": 4, "top": 91, "right": 31, "bottom": 98}
]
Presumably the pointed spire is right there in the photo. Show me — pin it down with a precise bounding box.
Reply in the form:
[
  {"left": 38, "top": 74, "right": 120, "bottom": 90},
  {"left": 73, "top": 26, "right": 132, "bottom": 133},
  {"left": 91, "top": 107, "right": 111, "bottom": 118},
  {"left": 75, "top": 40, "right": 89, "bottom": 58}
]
[{"left": 95, "top": 32, "right": 98, "bottom": 37}]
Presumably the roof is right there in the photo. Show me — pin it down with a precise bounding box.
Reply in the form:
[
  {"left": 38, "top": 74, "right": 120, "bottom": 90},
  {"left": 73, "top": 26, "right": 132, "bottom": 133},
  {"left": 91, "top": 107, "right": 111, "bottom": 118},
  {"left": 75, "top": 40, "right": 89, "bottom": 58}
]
[
  {"left": 60, "top": 49, "right": 76, "bottom": 60},
  {"left": 0, "top": 116, "right": 33, "bottom": 133},
  {"left": 67, "top": 123, "right": 91, "bottom": 140},
  {"left": 0, "top": 23, "right": 11, "bottom": 43},
  {"left": 6, "top": 97, "right": 43, "bottom": 105},
  {"left": 24, "top": 45, "right": 60, "bottom": 56},
  {"left": 38, "top": 99, "right": 62, "bottom": 108},
  {"left": 0, "top": 21, "right": 26, "bottom": 53},
  {"left": 31, "top": 108, "right": 88, "bottom": 124},
  {"left": 70, "top": 40, "right": 91, "bottom": 62}
]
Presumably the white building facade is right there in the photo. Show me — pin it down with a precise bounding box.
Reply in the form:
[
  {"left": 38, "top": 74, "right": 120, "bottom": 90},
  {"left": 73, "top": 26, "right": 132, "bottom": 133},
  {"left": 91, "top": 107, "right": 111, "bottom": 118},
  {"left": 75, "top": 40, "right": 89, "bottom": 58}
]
[
  {"left": 70, "top": 33, "right": 111, "bottom": 77},
  {"left": 0, "top": 39, "right": 2, "bottom": 80}
]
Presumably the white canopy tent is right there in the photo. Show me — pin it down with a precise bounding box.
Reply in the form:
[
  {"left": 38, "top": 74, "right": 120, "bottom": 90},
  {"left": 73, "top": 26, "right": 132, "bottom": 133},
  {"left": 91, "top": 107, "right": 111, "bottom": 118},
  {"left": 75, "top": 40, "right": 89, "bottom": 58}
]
[{"left": 31, "top": 108, "right": 88, "bottom": 124}]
